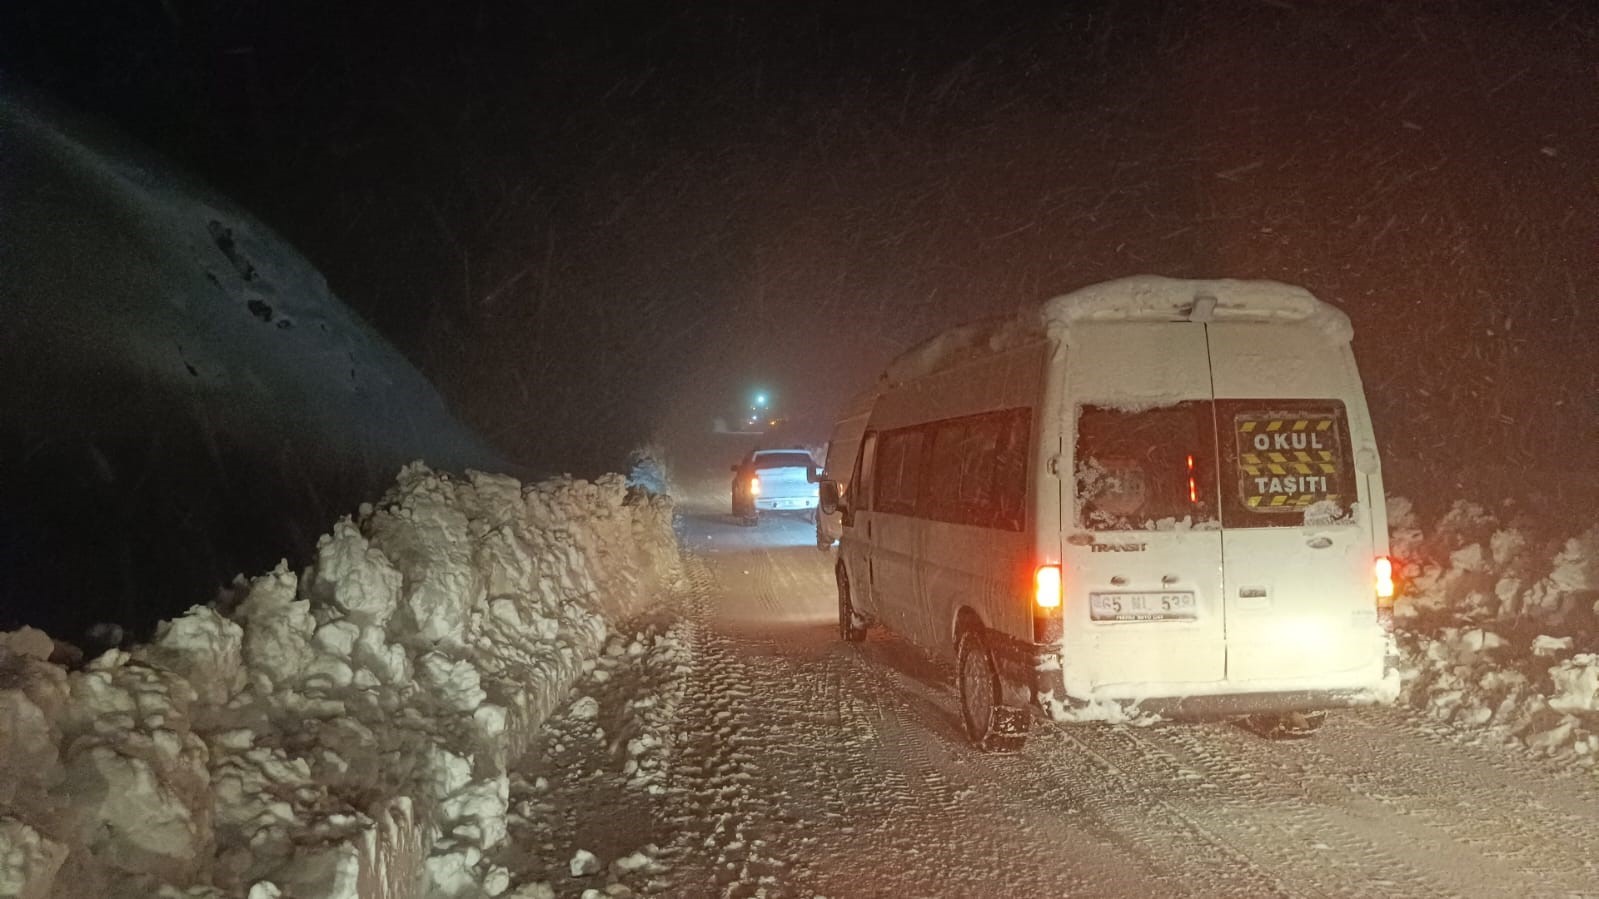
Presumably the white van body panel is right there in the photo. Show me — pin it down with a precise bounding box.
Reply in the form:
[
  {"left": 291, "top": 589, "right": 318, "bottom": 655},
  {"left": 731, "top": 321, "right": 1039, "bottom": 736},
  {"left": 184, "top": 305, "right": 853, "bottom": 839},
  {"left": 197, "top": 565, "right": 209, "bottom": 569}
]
[
  {"left": 835, "top": 275, "right": 1394, "bottom": 720},
  {"left": 1060, "top": 321, "right": 1227, "bottom": 695},
  {"left": 855, "top": 340, "right": 1051, "bottom": 656}
]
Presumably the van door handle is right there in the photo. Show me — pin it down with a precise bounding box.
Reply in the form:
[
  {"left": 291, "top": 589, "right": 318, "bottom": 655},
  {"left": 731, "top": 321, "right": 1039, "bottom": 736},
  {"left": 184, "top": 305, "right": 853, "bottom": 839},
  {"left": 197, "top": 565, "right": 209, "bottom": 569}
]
[
  {"left": 1306, "top": 536, "right": 1332, "bottom": 549},
  {"left": 1111, "top": 576, "right": 1128, "bottom": 586},
  {"left": 1162, "top": 574, "right": 1179, "bottom": 586}
]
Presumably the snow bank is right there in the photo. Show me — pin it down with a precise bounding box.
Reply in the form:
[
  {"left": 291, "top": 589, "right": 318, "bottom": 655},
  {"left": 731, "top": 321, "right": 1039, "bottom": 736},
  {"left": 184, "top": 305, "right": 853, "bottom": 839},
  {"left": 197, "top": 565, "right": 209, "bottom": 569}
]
[
  {"left": 0, "top": 464, "right": 681, "bottom": 899},
  {"left": 1390, "top": 497, "right": 1599, "bottom": 765}
]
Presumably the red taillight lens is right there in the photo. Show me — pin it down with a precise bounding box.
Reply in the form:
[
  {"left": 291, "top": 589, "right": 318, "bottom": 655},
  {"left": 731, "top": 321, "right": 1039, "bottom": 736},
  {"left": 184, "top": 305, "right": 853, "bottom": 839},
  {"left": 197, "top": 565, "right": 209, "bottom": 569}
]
[
  {"left": 1374, "top": 556, "right": 1396, "bottom": 631},
  {"left": 1374, "top": 556, "right": 1394, "bottom": 601},
  {"left": 1034, "top": 565, "right": 1062, "bottom": 609},
  {"left": 1034, "top": 564, "right": 1063, "bottom": 643},
  {"left": 749, "top": 477, "right": 760, "bottom": 496}
]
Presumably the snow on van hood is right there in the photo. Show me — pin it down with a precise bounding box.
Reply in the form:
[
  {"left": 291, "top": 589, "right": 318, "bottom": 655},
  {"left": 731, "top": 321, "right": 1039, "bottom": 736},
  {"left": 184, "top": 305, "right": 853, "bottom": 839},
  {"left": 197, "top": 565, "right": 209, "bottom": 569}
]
[{"left": 0, "top": 463, "right": 682, "bottom": 899}]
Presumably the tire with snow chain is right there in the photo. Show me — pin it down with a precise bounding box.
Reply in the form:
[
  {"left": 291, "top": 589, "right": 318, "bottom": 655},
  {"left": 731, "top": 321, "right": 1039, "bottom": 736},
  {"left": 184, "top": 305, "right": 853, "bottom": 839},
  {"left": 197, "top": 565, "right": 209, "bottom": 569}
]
[
  {"left": 836, "top": 565, "right": 866, "bottom": 642},
  {"left": 1243, "top": 710, "right": 1327, "bottom": 739},
  {"left": 957, "top": 627, "right": 1027, "bottom": 752}
]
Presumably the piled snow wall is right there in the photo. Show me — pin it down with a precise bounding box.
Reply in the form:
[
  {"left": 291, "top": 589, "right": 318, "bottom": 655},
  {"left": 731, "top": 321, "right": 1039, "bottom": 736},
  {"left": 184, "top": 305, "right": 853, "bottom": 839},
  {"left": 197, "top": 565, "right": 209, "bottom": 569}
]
[
  {"left": 0, "top": 464, "right": 681, "bottom": 899},
  {"left": 1389, "top": 497, "right": 1599, "bottom": 765}
]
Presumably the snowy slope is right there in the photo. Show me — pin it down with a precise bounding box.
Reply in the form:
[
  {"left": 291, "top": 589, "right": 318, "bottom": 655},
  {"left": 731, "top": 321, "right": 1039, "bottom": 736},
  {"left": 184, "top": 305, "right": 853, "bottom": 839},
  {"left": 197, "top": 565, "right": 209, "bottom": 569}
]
[{"left": 0, "top": 88, "right": 511, "bottom": 640}]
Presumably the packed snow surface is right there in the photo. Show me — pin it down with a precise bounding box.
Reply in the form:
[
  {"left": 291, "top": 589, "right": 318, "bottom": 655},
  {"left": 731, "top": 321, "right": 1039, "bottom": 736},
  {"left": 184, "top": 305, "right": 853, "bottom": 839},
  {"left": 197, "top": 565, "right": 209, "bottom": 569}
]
[{"left": 0, "top": 464, "right": 680, "bottom": 899}]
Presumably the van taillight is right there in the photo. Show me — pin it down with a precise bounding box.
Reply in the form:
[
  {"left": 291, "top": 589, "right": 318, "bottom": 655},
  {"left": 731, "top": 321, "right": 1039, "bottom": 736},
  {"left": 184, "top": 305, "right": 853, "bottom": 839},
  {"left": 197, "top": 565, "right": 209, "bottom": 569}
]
[
  {"left": 1034, "top": 565, "right": 1062, "bottom": 609},
  {"left": 1374, "top": 557, "right": 1394, "bottom": 599},
  {"left": 1034, "top": 565, "right": 1063, "bottom": 643},
  {"left": 1374, "top": 556, "right": 1395, "bottom": 630},
  {"left": 749, "top": 477, "right": 761, "bottom": 496}
]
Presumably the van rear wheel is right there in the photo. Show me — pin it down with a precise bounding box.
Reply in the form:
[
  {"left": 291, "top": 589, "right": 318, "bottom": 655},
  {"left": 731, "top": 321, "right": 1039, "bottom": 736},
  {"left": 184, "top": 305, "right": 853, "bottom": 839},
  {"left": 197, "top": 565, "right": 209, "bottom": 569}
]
[
  {"left": 956, "top": 628, "right": 1027, "bottom": 752},
  {"left": 836, "top": 567, "right": 866, "bottom": 642}
]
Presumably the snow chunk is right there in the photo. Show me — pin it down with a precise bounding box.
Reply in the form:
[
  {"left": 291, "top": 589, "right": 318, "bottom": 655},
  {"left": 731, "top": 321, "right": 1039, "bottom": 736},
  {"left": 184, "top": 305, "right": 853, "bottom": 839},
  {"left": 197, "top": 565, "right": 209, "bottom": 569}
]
[
  {"left": 62, "top": 746, "right": 202, "bottom": 877},
  {"left": 0, "top": 817, "right": 67, "bottom": 899},
  {"left": 569, "top": 848, "right": 602, "bottom": 876},
  {"left": 1531, "top": 635, "right": 1574, "bottom": 657},
  {"left": 233, "top": 563, "right": 315, "bottom": 690},
  {"left": 1548, "top": 654, "right": 1599, "bottom": 713},
  {"left": 137, "top": 607, "right": 245, "bottom": 706},
  {"left": 0, "top": 628, "right": 54, "bottom": 663},
  {"left": 305, "top": 519, "right": 403, "bottom": 626},
  {"left": 568, "top": 696, "right": 601, "bottom": 721}
]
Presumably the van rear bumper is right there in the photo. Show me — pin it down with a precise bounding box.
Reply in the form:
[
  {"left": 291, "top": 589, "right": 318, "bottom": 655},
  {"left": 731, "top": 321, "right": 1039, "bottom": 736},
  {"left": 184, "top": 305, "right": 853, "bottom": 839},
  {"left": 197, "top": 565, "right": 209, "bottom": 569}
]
[
  {"left": 1106, "top": 689, "right": 1385, "bottom": 721},
  {"left": 988, "top": 628, "right": 1394, "bottom": 721}
]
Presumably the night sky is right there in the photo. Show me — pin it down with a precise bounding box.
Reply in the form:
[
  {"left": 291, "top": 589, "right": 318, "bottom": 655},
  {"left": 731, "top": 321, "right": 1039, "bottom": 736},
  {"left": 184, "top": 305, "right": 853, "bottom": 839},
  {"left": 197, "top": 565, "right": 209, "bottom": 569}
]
[{"left": 4, "top": 0, "right": 1597, "bottom": 495}]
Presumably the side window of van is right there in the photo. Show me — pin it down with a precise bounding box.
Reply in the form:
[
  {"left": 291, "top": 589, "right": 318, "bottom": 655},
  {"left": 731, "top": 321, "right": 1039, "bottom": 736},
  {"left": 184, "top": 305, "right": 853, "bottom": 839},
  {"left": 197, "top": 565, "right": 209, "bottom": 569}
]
[
  {"left": 919, "top": 418, "right": 978, "bottom": 520},
  {"left": 873, "top": 429, "right": 923, "bottom": 515},
  {"left": 1076, "top": 402, "right": 1217, "bottom": 531},
  {"left": 917, "top": 408, "right": 1031, "bottom": 530},
  {"left": 992, "top": 409, "right": 1030, "bottom": 531},
  {"left": 849, "top": 432, "right": 877, "bottom": 521}
]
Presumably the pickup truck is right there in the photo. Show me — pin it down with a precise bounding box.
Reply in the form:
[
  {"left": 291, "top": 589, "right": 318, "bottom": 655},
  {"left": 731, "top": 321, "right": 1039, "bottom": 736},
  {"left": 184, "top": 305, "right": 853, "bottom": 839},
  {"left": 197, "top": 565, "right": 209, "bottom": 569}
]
[{"left": 730, "top": 449, "right": 819, "bottom": 525}]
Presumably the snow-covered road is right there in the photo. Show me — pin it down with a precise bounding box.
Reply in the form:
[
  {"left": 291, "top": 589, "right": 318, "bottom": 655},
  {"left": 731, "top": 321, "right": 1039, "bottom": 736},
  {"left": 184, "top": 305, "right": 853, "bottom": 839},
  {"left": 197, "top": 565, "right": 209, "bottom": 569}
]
[{"left": 505, "top": 482, "right": 1599, "bottom": 898}]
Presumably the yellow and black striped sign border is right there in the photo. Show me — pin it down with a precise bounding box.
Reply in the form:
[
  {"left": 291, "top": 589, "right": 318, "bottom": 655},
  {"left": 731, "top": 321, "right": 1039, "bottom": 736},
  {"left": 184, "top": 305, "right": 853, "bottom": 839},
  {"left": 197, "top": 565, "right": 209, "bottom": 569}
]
[
  {"left": 1238, "top": 418, "right": 1334, "bottom": 434},
  {"left": 1246, "top": 493, "right": 1342, "bottom": 509}
]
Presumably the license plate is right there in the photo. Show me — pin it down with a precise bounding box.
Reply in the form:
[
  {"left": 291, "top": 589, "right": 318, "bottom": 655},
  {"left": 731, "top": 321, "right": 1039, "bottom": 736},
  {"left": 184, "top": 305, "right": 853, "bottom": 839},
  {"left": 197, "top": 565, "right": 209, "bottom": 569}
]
[{"left": 1089, "top": 591, "right": 1197, "bottom": 621}]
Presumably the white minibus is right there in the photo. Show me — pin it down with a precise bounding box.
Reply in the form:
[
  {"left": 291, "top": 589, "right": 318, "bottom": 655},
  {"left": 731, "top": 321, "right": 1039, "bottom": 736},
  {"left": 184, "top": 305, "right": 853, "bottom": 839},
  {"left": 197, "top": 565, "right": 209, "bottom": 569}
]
[{"left": 820, "top": 276, "right": 1398, "bottom": 750}]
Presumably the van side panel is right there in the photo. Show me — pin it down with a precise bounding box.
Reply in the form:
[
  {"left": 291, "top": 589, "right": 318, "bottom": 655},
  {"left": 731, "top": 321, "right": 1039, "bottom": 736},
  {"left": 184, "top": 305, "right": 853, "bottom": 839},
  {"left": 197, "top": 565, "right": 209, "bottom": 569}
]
[{"left": 864, "top": 340, "right": 1050, "bottom": 660}]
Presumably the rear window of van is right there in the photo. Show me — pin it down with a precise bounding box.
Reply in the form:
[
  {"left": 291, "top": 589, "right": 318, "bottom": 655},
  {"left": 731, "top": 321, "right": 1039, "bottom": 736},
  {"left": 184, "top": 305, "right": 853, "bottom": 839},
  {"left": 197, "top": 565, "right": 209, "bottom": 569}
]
[
  {"left": 752, "top": 452, "right": 815, "bottom": 470},
  {"left": 1075, "top": 402, "right": 1218, "bottom": 531},
  {"left": 1075, "top": 399, "right": 1357, "bottom": 531}
]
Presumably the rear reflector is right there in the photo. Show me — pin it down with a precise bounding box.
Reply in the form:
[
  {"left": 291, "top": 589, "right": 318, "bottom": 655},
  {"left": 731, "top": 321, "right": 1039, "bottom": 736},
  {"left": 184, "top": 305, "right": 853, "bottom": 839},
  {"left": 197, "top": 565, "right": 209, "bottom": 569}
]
[{"left": 1035, "top": 565, "right": 1062, "bottom": 609}]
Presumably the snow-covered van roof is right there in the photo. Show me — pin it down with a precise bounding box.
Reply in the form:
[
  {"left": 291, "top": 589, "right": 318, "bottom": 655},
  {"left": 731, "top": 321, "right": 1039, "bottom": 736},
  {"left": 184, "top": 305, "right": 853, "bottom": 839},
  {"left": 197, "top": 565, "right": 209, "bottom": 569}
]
[
  {"left": 880, "top": 275, "right": 1352, "bottom": 385},
  {"left": 1041, "top": 275, "right": 1352, "bottom": 340}
]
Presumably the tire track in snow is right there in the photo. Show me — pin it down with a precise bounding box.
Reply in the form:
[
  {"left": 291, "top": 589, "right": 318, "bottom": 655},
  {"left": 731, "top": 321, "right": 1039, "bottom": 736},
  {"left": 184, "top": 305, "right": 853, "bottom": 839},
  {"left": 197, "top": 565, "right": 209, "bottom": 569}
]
[
  {"left": 1286, "top": 709, "right": 1599, "bottom": 890},
  {"left": 1065, "top": 720, "right": 1446, "bottom": 897},
  {"left": 1068, "top": 713, "right": 1592, "bottom": 898},
  {"left": 764, "top": 624, "right": 1228, "bottom": 898},
  {"left": 1009, "top": 722, "right": 1302, "bottom": 898},
  {"left": 654, "top": 557, "right": 815, "bottom": 898}
]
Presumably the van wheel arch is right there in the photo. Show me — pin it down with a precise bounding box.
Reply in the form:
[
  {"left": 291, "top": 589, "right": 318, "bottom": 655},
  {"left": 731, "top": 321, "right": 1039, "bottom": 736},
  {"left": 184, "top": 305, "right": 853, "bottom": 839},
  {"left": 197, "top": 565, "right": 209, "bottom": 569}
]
[{"left": 952, "top": 607, "right": 985, "bottom": 653}]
